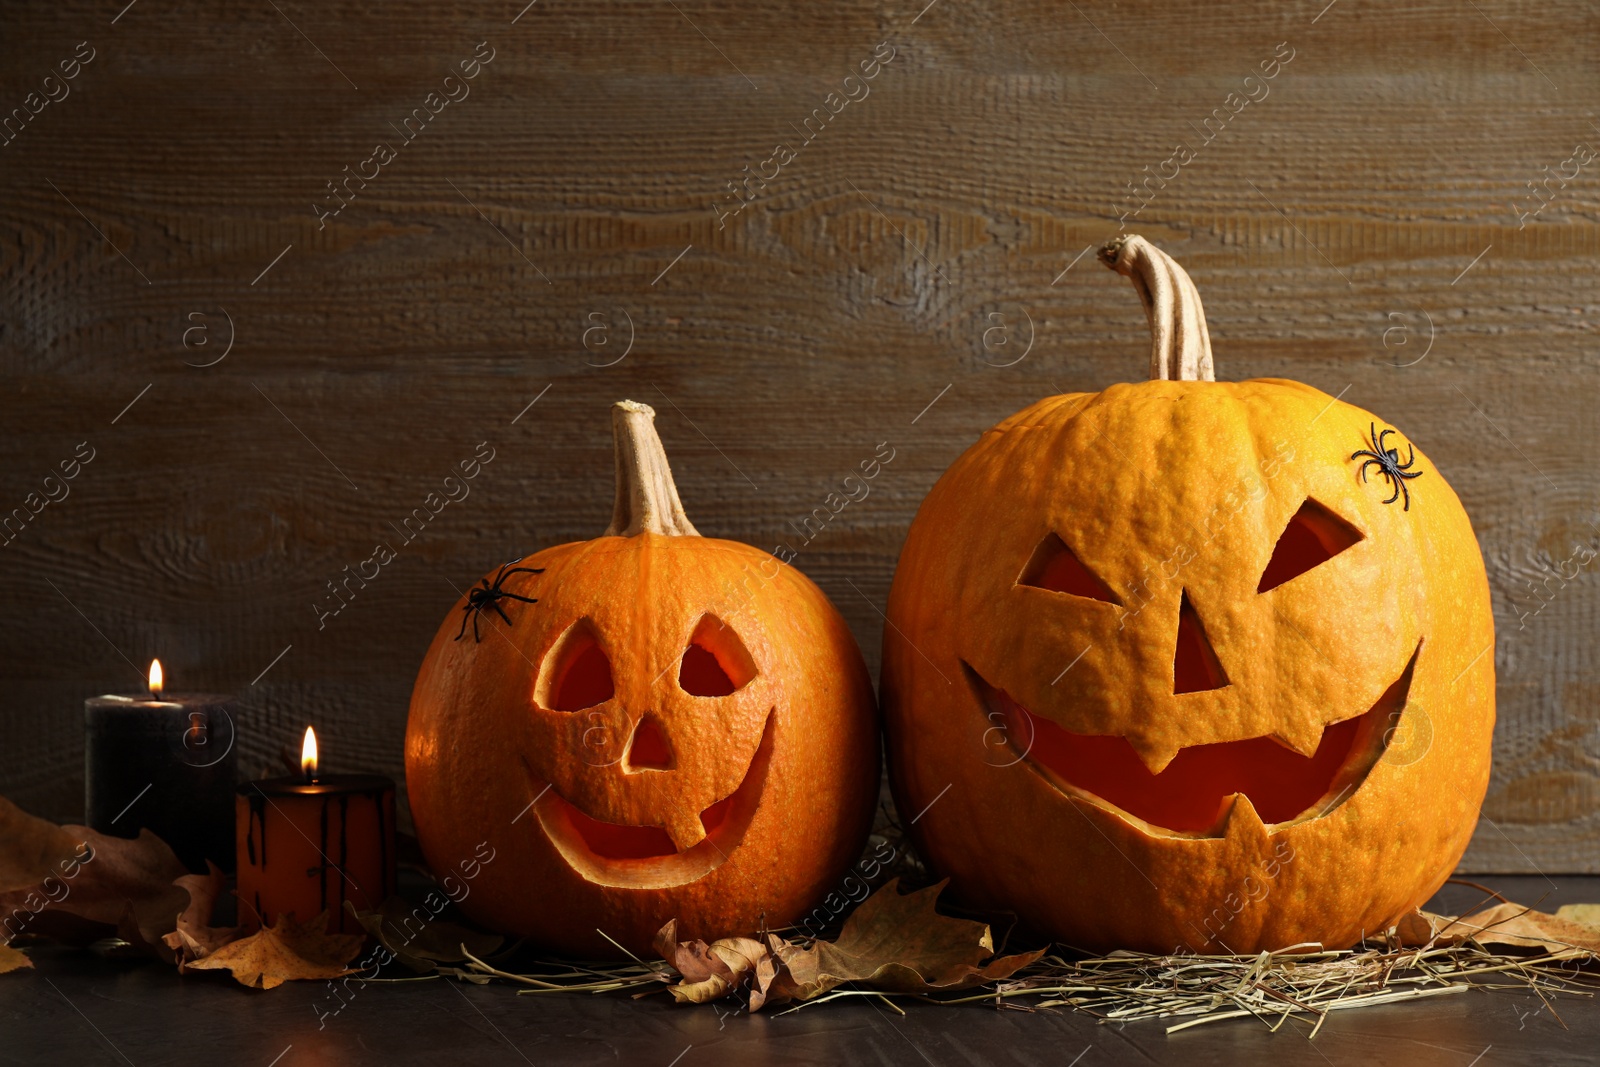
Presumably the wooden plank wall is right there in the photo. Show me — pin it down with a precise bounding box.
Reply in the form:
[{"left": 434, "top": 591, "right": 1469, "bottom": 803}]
[{"left": 1, "top": 0, "right": 1595, "bottom": 871}]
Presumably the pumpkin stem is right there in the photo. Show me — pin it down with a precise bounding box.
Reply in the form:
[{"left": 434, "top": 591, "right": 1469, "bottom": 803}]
[
  {"left": 1098, "top": 235, "right": 1216, "bottom": 382},
  {"left": 604, "top": 400, "right": 701, "bottom": 537}
]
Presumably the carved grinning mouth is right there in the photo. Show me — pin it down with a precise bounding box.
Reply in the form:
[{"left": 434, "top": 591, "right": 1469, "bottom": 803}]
[
  {"left": 967, "top": 646, "right": 1419, "bottom": 837},
  {"left": 527, "top": 711, "right": 774, "bottom": 889}
]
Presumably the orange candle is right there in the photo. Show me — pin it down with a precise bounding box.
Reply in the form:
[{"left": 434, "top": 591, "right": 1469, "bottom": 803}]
[{"left": 235, "top": 727, "right": 395, "bottom": 935}]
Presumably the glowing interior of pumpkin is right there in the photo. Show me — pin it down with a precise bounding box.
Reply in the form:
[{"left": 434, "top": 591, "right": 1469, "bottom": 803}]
[
  {"left": 1173, "top": 591, "right": 1229, "bottom": 693},
  {"left": 545, "top": 623, "right": 614, "bottom": 711},
  {"left": 986, "top": 659, "right": 1409, "bottom": 833},
  {"left": 1257, "top": 498, "right": 1364, "bottom": 594}
]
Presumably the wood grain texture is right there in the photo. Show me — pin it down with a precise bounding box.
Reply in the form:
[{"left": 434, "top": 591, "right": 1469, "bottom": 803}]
[{"left": 1, "top": 0, "right": 1596, "bottom": 871}]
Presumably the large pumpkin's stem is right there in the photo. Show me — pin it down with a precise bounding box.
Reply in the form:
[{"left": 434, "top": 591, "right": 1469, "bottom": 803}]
[
  {"left": 604, "top": 400, "right": 701, "bottom": 537},
  {"left": 1098, "top": 235, "right": 1215, "bottom": 382}
]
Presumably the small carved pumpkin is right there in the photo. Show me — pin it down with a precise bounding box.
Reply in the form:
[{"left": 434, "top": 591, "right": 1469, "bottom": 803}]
[
  {"left": 406, "top": 401, "right": 878, "bottom": 957},
  {"left": 882, "top": 236, "right": 1495, "bottom": 953}
]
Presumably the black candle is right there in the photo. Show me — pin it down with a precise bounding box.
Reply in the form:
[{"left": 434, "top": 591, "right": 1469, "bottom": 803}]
[{"left": 84, "top": 659, "right": 237, "bottom": 873}]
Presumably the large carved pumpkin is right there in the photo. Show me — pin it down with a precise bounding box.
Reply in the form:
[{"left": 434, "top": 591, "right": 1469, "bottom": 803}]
[
  {"left": 407, "top": 401, "right": 878, "bottom": 957},
  {"left": 882, "top": 236, "right": 1494, "bottom": 953}
]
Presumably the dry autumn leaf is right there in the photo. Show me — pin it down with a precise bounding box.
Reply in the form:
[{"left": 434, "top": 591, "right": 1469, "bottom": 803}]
[
  {"left": 1557, "top": 904, "right": 1600, "bottom": 929},
  {"left": 769, "top": 879, "right": 1044, "bottom": 1001},
  {"left": 1440, "top": 903, "right": 1600, "bottom": 953},
  {"left": 0, "top": 796, "right": 188, "bottom": 952},
  {"left": 186, "top": 912, "right": 363, "bottom": 990},
  {"left": 1393, "top": 908, "right": 1448, "bottom": 947},
  {"left": 0, "top": 796, "right": 83, "bottom": 893},
  {"left": 653, "top": 879, "right": 1043, "bottom": 1010},
  {"left": 162, "top": 863, "right": 237, "bottom": 969},
  {"left": 1395, "top": 903, "right": 1600, "bottom": 954},
  {"left": 654, "top": 920, "right": 779, "bottom": 1009},
  {"left": 0, "top": 942, "right": 32, "bottom": 974},
  {"left": 45, "top": 827, "right": 188, "bottom": 930}
]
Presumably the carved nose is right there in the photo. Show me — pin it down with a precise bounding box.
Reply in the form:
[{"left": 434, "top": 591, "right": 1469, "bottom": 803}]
[
  {"left": 1173, "top": 590, "right": 1229, "bottom": 694},
  {"left": 624, "top": 713, "right": 674, "bottom": 771}
]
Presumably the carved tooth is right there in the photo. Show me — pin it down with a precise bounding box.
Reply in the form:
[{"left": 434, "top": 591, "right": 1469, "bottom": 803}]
[
  {"left": 1223, "top": 793, "right": 1271, "bottom": 843},
  {"left": 662, "top": 809, "right": 707, "bottom": 852},
  {"left": 1129, "top": 736, "right": 1182, "bottom": 776},
  {"left": 1270, "top": 721, "right": 1326, "bottom": 760}
]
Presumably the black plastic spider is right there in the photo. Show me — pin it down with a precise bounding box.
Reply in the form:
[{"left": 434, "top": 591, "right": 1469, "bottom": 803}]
[
  {"left": 455, "top": 559, "right": 544, "bottom": 642},
  {"left": 1351, "top": 423, "right": 1424, "bottom": 511}
]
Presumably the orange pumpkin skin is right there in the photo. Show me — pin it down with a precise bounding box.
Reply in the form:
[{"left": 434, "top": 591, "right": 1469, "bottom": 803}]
[
  {"left": 882, "top": 242, "right": 1494, "bottom": 954},
  {"left": 406, "top": 405, "right": 878, "bottom": 958}
]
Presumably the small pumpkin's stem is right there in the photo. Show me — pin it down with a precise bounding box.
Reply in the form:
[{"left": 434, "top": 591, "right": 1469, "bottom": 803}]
[
  {"left": 1098, "top": 235, "right": 1215, "bottom": 382},
  {"left": 604, "top": 400, "right": 700, "bottom": 537}
]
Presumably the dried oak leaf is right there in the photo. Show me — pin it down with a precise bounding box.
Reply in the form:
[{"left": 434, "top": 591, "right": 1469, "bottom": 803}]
[
  {"left": 1445, "top": 903, "right": 1600, "bottom": 953},
  {"left": 162, "top": 863, "right": 238, "bottom": 969},
  {"left": 1557, "top": 904, "right": 1600, "bottom": 929},
  {"left": 49, "top": 827, "right": 187, "bottom": 930},
  {"left": 0, "top": 796, "right": 83, "bottom": 893},
  {"left": 1393, "top": 908, "right": 1448, "bottom": 947},
  {"left": 348, "top": 897, "right": 505, "bottom": 974},
  {"left": 768, "top": 879, "right": 1043, "bottom": 1002},
  {"left": 654, "top": 919, "right": 779, "bottom": 1009},
  {"left": 1396, "top": 903, "right": 1600, "bottom": 953},
  {"left": 0, "top": 817, "right": 187, "bottom": 953},
  {"left": 186, "top": 912, "right": 363, "bottom": 990},
  {"left": 0, "top": 942, "right": 32, "bottom": 974}
]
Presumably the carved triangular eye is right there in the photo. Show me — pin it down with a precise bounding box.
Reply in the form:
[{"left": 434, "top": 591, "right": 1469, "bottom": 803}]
[
  {"left": 679, "top": 615, "right": 757, "bottom": 696},
  {"left": 1019, "top": 533, "right": 1121, "bottom": 604},
  {"left": 539, "top": 620, "right": 614, "bottom": 711},
  {"left": 1258, "top": 499, "right": 1364, "bottom": 593}
]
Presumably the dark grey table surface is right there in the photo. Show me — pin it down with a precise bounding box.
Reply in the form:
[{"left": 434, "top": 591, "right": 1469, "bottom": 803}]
[{"left": 4, "top": 876, "right": 1596, "bottom": 1067}]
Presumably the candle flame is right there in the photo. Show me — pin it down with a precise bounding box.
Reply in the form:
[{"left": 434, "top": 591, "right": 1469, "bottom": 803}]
[
  {"left": 148, "top": 659, "right": 164, "bottom": 695},
  {"left": 301, "top": 726, "right": 318, "bottom": 780}
]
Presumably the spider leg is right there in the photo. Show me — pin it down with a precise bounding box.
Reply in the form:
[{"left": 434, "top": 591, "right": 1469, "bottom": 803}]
[
  {"left": 493, "top": 557, "right": 530, "bottom": 583},
  {"left": 455, "top": 605, "right": 471, "bottom": 641},
  {"left": 496, "top": 593, "right": 540, "bottom": 605},
  {"left": 1382, "top": 476, "right": 1401, "bottom": 506},
  {"left": 492, "top": 568, "right": 544, "bottom": 594},
  {"left": 1398, "top": 443, "right": 1416, "bottom": 470},
  {"left": 1375, "top": 426, "right": 1392, "bottom": 453},
  {"left": 498, "top": 566, "right": 544, "bottom": 583},
  {"left": 1357, "top": 457, "right": 1383, "bottom": 483},
  {"left": 1350, "top": 448, "right": 1377, "bottom": 462},
  {"left": 1400, "top": 479, "right": 1411, "bottom": 511},
  {"left": 1396, "top": 467, "right": 1422, "bottom": 480},
  {"left": 490, "top": 600, "right": 515, "bottom": 626},
  {"left": 472, "top": 610, "right": 484, "bottom": 643}
]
